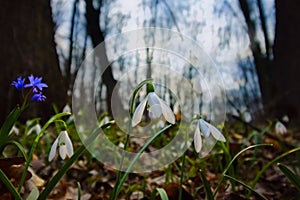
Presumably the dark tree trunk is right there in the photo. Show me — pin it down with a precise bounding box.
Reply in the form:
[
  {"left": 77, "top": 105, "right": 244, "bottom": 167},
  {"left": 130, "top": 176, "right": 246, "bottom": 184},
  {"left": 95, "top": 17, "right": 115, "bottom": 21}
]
[
  {"left": 239, "top": 0, "right": 300, "bottom": 121},
  {"left": 85, "top": 0, "right": 122, "bottom": 116},
  {"left": 0, "top": 0, "right": 67, "bottom": 123},
  {"left": 238, "top": 0, "right": 272, "bottom": 113},
  {"left": 271, "top": 0, "right": 300, "bottom": 119}
]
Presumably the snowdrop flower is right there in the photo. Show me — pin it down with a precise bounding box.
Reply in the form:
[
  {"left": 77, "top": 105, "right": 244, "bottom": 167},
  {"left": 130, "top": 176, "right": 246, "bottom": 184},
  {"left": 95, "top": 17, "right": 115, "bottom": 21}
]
[
  {"left": 194, "top": 119, "right": 226, "bottom": 153},
  {"left": 99, "top": 116, "right": 110, "bottom": 126},
  {"left": 9, "top": 125, "right": 19, "bottom": 136},
  {"left": 282, "top": 115, "right": 289, "bottom": 123},
  {"left": 27, "top": 124, "right": 41, "bottom": 135},
  {"left": 62, "top": 104, "right": 71, "bottom": 113},
  {"left": 131, "top": 92, "right": 175, "bottom": 127},
  {"left": 243, "top": 111, "right": 252, "bottom": 123},
  {"left": 48, "top": 130, "right": 73, "bottom": 161},
  {"left": 275, "top": 121, "right": 287, "bottom": 135}
]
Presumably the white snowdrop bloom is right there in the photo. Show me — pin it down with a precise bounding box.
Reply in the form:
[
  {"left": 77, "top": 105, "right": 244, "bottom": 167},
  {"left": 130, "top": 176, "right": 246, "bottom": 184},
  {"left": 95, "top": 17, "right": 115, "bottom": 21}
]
[
  {"left": 48, "top": 130, "right": 73, "bottom": 161},
  {"left": 99, "top": 116, "right": 110, "bottom": 126},
  {"left": 131, "top": 92, "right": 175, "bottom": 127},
  {"left": 282, "top": 115, "right": 289, "bottom": 123},
  {"left": 194, "top": 119, "right": 226, "bottom": 153},
  {"left": 9, "top": 125, "right": 19, "bottom": 136},
  {"left": 62, "top": 104, "right": 71, "bottom": 113},
  {"left": 275, "top": 121, "right": 287, "bottom": 135},
  {"left": 243, "top": 111, "right": 252, "bottom": 123},
  {"left": 27, "top": 124, "right": 41, "bottom": 135}
]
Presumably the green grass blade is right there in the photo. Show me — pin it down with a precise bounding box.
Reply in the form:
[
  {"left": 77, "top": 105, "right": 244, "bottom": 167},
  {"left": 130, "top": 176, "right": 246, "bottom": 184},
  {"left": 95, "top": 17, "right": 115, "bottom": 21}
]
[
  {"left": 0, "top": 169, "right": 22, "bottom": 200},
  {"left": 156, "top": 188, "right": 169, "bottom": 200},
  {"left": 200, "top": 169, "right": 214, "bottom": 200},
  {"left": 213, "top": 143, "right": 272, "bottom": 197},
  {"left": 2, "top": 141, "right": 29, "bottom": 162},
  {"left": 251, "top": 147, "right": 300, "bottom": 189},
  {"left": 224, "top": 174, "right": 268, "bottom": 200},
  {"left": 0, "top": 107, "right": 22, "bottom": 148},
  {"left": 277, "top": 163, "right": 300, "bottom": 191},
  {"left": 77, "top": 182, "right": 81, "bottom": 200}
]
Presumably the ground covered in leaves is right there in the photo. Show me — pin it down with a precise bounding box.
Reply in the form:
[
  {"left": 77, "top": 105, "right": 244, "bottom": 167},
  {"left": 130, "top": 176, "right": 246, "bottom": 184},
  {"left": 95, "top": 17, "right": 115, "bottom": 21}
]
[{"left": 1, "top": 117, "right": 300, "bottom": 200}]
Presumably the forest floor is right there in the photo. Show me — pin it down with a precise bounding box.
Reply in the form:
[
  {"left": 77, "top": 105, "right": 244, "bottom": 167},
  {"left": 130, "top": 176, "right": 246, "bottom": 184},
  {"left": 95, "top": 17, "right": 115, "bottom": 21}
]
[{"left": 1, "top": 116, "right": 300, "bottom": 200}]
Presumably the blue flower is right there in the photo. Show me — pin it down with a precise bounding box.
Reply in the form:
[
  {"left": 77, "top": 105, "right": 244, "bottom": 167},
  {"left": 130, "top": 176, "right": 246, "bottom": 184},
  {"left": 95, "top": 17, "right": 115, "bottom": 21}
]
[
  {"left": 32, "top": 92, "right": 46, "bottom": 102},
  {"left": 11, "top": 77, "right": 25, "bottom": 90},
  {"left": 24, "top": 74, "right": 48, "bottom": 92}
]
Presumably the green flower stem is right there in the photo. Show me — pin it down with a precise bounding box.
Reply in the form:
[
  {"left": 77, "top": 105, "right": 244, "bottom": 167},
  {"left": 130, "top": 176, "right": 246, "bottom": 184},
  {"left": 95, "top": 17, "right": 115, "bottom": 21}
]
[
  {"left": 129, "top": 79, "right": 153, "bottom": 117},
  {"left": 200, "top": 169, "right": 214, "bottom": 200},
  {"left": 0, "top": 169, "right": 22, "bottom": 200},
  {"left": 178, "top": 150, "right": 187, "bottom": 200},
  {"left": 111, "top": 79, "right": 154, "bottom": 200},
  {"left": 38, "top": 122, "right": 113, "bottom": 200},
  {"left": 17, "top": 112, "right": 71, "bottom": 193},
  {"left": 77, "top": 182, "right": 81, "bottom": 200},
  {"left": 213, "top": 144, "right": 272, "bottom": 198},
  {"left": 110, "top": 122, "right": 132, "bottom": 200},
  {"left": 112, "top": 124, "right": 173, "bottom": 199}
]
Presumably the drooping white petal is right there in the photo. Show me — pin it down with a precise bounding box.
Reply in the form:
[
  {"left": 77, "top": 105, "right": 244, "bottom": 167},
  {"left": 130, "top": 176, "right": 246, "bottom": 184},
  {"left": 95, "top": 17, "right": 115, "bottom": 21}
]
[
  {"left": 48, "top": 138, "right": 58, "bottom": 161},
  {"left": 149, "top": 104, "right": 162, "bottom": 118},
  {"left": 209, "top": 124, "right": 226, "bottom": 142},
  {"left": 199, "top": 119, "right": 210, "bottom": 137},
  {"left": 194, "top": 123, "right": 202, "bottom": 153},
  {"left": 65, "top": 132, "right": 74, "bottom": 157},
  {"left": 59, "top": 145, "right": 67, "bottom": 160},
  {"left": 148, "top": 92, "right": 160, "bottom": 107},
  {"left": 27, "top": 124, "right": 41, "bottom": 135},
  {"left": 62, "top": 104, "right": 71, "bottom": 113},
  {"left": 58, "top": 131, "right": 68, "bottom": 159},
  {"left": 159, "top": 99, "right": 175, "bottom": 124},
  {"left": 275, "top": 121, "right": 287, "bottom": 135},
  {"left": 9, "top": 125, "right": 19, "bottom": 136},
  {"left": 131, "top": 96, "right": 149, "bottom": 127}
]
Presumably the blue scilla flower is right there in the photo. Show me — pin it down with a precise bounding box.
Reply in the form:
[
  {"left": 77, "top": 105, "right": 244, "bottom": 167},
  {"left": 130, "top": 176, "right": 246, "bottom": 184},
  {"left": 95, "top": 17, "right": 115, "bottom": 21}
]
[
  {"left": 24, "top": 74, "right": 48, "bottom": 92},
  {"left": 11, "top": 77, "right": 25, "bottom": 90},
  {"left": 12, "top": 74, "right": 48, "bottom": 102},
  {"left": 32, "top": 92, "right": 46, "bottom": 102}
]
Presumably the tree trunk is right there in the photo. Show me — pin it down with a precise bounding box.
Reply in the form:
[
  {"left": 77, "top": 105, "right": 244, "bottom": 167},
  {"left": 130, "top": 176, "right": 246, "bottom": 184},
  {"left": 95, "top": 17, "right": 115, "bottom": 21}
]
[
  {"left": 0, "top": 0, "right": 67, "bottom": 123},
  {"left": 239, "top": 0, "right": 300, "bottom": 120},
  {"left": 85, "top": 0, "right": 122, "bottom": 116},
  {"left": 271, "top": 0, "right": 300, "bottom": 119}
]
